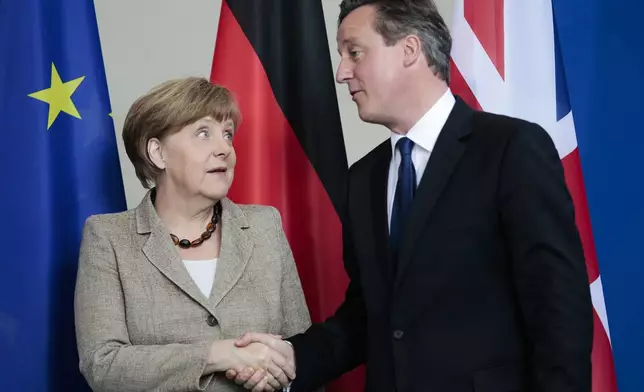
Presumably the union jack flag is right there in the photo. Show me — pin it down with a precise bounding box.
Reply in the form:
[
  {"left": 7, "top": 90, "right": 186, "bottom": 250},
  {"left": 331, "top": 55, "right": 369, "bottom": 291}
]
[{"left": 449, "top": 1, "right": 618, "bottom": 391}]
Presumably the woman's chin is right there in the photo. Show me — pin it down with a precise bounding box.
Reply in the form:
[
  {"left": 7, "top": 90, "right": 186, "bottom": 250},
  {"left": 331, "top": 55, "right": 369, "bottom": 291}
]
[
  {"left": 200, "top": 186, "right": 230, "bottom": 202},
  {"left": 199, "top": 176, "right": 232, "bottom": 200}
]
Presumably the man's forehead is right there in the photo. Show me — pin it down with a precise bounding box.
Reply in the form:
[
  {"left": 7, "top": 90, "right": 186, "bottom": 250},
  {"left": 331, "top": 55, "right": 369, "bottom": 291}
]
[
  {"left": 336, "top": 5, "right": 375, "bottom": 41},
  {"left": 336, "top": 22, "right": 369, "bottom": 46},
  {"left": 337, "top": 35, "right": 359, "bottom": 47}
]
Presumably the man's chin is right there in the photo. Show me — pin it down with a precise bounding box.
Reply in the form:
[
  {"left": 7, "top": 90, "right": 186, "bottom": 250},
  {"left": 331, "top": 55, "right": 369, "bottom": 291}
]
[{"left": 357, "top": 108, "right": 382, "bottom": 125}]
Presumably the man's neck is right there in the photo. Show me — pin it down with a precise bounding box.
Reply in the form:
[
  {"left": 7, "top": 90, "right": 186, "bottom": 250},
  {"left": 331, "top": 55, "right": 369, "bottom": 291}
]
[{"left": 389, "top": 82, "right": 449, "bottom": 135}]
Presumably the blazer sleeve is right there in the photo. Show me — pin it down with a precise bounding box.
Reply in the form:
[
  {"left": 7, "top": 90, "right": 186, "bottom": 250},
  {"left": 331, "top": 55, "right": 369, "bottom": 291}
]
[
  {"left": 287, "top": 171, "right": 367, "bottom": 391},
  {"left": 499, "top": 122, "right": 594, "bottom": 392},
  {"left": 270, "top": 208, "right": 313, "bottom": 338},
  {"left": 74, "top": 216, "right": 215, "bottom": 392}
]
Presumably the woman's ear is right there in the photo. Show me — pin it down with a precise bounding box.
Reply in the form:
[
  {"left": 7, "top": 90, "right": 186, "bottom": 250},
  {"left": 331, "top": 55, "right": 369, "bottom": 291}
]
[{"left": 147, "top": 138, "right": 166, "bottom": 170}]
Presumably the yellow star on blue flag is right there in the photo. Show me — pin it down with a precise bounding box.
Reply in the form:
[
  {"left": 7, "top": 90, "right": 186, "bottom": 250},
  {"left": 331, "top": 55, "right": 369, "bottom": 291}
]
[
  {"left": 0, "top": 0, "right": 126, "bottom": 391},
  {"left": 28, "top": 63, "right": 85, "bottom": 130}
]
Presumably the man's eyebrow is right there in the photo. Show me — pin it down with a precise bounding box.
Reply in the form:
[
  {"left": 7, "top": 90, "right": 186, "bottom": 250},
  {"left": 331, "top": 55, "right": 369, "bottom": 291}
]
[{"left": 337, "top": 38, "right": 359, "bottom": 52}]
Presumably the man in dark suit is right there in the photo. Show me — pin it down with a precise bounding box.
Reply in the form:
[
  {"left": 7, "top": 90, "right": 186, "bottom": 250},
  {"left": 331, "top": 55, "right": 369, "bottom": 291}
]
[{"left": 228, "top": 1, "right": 594, "bottom": 391}]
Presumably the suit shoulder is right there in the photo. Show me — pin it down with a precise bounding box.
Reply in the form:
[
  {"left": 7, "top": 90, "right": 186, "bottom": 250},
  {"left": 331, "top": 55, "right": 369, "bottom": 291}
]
[
  {"left": 84, "top": 208, "right": 134, "bottom": 231},
  {"left": 231, "top": 202, "right": 286, "bottom": 244},
  {"left": 80, "top": 208, "right": 136, "bottom": 248},
  {"left": 471, "top": 110, "right": 550, "bottom": 142},
  {"left": 235, "top": 203, "right": 278, "bottom": 218},
  {"left": 233, "top": 203, "right": 282, "bottom": 230},
  {"left": 476, "top": 112, "right": 558, "bottom": 157}
]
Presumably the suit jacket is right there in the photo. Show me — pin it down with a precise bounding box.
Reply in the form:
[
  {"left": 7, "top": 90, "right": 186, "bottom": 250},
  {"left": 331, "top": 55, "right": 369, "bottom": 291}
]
[
  {"left": 74, "top": 190, "right": 311, "bottom": 392},
  {"left": 289, "top": 98, "right": 594, "bottom": 392}
]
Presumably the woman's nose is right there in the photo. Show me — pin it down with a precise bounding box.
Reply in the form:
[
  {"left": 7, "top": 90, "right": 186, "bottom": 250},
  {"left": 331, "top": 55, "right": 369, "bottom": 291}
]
[{"left": 213, "top": 138, "right": 231, "bottom": 157}]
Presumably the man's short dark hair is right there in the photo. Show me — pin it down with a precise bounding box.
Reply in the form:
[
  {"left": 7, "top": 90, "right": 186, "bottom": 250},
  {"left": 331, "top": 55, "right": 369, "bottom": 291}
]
[{"left": 339, "top": 0, "right": 452, "bottom": 84}]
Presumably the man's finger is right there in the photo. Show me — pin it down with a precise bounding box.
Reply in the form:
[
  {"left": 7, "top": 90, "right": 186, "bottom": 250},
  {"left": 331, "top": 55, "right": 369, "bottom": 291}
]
[
  {"left": 235, "top": 333, "right": 280, "bottom": 349},
  {"left": 251, "top": 375, "right": 269, "bottom": 392},
  {"left": 264, "top": 372, "right": 282, "bottom": 390},
  {"left": 234, "top": 333, "right": 252, "bottom": 347},
  {"left": 270, "top": 349, "right": 295, "bottom": 379},
  {"left": 225, "top": 369, "right": 237, "bottom": 380},
  {"left": 265, "top": 362, "right": 289, "bottom": 386},
  {"left": 234, "top": 367, "right": 255, "bottom": 385},
  {"left": 243, "top": 369, "right": 266, "bottom": 390}
]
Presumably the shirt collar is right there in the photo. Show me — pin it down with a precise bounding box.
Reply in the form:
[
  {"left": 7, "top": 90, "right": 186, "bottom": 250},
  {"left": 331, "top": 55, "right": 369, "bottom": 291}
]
[{"left": 390, "top": 88, "right": 456, "bottom": 155}]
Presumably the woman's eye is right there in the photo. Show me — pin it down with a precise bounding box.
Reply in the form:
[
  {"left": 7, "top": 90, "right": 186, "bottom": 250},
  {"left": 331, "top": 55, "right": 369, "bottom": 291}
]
[{"left": 223, "top": 130, "right": 233, "bottom": 140}]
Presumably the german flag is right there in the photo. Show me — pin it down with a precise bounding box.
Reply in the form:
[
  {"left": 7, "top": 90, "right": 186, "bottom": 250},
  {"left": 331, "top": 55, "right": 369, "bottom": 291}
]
[{"left": 210, "top": 1, "right": 364, "bottom": 390}]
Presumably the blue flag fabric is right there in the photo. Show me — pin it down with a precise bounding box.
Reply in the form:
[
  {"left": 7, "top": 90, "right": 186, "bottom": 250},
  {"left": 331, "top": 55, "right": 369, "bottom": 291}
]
[
  {"left": 0, "top": 0, "right": 127, "bottom": 390},
  {"left": 553, "top": 0, "right": 644, "bottom": 390}
]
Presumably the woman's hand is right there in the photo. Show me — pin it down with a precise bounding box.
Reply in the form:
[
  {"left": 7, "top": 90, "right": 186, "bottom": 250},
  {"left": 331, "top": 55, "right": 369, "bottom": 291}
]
[
  {"left": 225, "top": 333, "right": 297, "bottom": 392},
  {"left": 207, "top": 339, "right": 292, "bottom": 391},
  {"left": 229, "top": 343, "right": 285, "bottom": 391}
]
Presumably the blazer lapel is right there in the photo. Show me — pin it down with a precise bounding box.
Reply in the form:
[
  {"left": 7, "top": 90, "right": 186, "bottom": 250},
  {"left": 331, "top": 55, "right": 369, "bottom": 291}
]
[
  {"left": 394, "top": 98, "right": 474, "bottom": 291},
  {"left": 368, "top": 144, "right": 394, "bottom": 286},
  {"left": 137, "top": 191, "right": 218, "bottom": 315},
  {"left": 208, "top": 197, "right": 252, "bottom": 309}
]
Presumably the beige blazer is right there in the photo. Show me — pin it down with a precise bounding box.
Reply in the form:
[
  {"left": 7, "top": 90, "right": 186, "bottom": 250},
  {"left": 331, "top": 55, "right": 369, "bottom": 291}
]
[{"left": 74, "top": 190, "right": 312, "bottom": 392}]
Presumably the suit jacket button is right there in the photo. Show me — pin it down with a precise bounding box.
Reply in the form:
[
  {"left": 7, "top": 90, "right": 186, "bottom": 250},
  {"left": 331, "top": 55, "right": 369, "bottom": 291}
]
[
  {"left": 206, "top": 315, "right": 218, "bottom": 326},
  {"left": 393, "top": 330, "right": 404, "bottom": 339}
]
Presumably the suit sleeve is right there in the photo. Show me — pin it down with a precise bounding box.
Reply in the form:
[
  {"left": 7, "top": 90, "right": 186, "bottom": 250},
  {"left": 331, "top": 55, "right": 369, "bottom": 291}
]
[
  {"left": 74, "top": 217, "right": 215, "bottom": 392},
  {"left": 499, "top": 123, "right": 593, "bottom": 392},
  {"left": 287, "top": 170, "right": 367, "bottom": 391},
  {"left": 271, "top": 207, "right": 313, "bottom": 338}
]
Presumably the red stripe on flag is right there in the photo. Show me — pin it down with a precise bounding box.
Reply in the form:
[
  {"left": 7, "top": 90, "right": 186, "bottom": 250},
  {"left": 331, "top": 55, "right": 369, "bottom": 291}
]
[
  {"left": 591, "top": 310, "right": 619, "bottom": 392},
  {"left": 211, "top": 0, "right": 348, "bottom": 323},
  {"left": 464, "top": 0, "right": 505, "bottom": 80},
  {"left": 211, "top": 4, "right": 364, "bottom": 391},
  {"left": 449, "top": 60, "right": 482, "bottom": 110},
  {"left": 561, "top": 149, "right": 600, "bottom": 282},
  {"left": 562, "top": 149, "right": 618, "bottom": 391}
]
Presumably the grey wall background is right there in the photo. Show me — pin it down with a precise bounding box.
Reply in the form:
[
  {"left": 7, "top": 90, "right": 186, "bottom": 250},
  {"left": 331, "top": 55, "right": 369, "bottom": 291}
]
[{"left": 94, "top": 0, "right": 454, "bottom": 208}]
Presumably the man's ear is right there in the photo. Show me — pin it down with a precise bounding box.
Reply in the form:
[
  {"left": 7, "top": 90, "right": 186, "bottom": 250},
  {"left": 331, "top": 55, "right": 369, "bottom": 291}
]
[
  {"left": 403, "top": 34, "right": 422, "bottom": 67},
  {"left": 147, "top": 138, "right": 166, "bottom": 170}
]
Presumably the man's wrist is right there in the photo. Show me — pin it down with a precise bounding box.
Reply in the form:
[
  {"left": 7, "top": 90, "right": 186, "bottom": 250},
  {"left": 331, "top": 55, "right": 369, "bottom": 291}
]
[{"left": 282, "top": 339, "right": 295, "bottom": 390}]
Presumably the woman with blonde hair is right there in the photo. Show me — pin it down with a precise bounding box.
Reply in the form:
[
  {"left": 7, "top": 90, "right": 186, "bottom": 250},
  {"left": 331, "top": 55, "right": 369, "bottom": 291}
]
[{"left": 74, "top": 77, "right": 310, "bottom": 391}]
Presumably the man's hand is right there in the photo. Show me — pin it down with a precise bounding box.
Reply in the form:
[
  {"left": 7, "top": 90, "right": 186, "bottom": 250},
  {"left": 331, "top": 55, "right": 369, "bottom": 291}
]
[
  {"left": 229, "top": 342, "right": 290, "bottom": 391},
  {"left": 225, "top": 333, "right": 296, "bottom": 391}
]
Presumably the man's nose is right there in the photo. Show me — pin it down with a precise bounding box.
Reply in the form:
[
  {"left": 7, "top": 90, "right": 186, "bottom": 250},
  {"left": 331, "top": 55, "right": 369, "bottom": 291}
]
[{"left": 336, "top": 58, "right": 353, "bottom": 84}]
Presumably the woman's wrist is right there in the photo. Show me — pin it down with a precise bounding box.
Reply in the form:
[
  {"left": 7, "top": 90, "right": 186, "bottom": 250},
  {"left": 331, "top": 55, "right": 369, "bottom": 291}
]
[{"left": 205, "top": 339, "right": 235, "bottom": 373}]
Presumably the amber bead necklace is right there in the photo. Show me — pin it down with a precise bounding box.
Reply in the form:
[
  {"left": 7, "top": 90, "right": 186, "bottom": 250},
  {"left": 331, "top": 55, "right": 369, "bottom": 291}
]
[
  {"left": 151, "top": 190, "right": 222, "bottom": 249},
  {"left": 169, "top": 201, "right": 222, "bottom": 249}
]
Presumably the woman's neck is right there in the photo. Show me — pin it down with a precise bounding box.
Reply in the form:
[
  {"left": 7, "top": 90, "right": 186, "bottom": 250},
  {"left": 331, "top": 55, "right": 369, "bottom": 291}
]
[{"left": 153, "top": 187, "right": 216, "bottom": 239}]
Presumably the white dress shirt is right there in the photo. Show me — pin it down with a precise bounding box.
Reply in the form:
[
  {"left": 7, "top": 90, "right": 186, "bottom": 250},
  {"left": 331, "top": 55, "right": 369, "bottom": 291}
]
[{"left": 387, "top": 89, "right": 456, "bottom": 229}]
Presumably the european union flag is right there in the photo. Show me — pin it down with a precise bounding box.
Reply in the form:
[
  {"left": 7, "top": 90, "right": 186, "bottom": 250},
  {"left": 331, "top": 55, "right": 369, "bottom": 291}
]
[{"left": 0, "top": 0, "right": 127, "bottom": 390}]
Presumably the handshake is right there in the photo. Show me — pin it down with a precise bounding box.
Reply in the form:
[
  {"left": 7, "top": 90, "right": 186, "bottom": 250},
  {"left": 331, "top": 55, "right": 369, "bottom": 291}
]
[{"left": 212, "top": 332, "right": 296, "bottom": 392}]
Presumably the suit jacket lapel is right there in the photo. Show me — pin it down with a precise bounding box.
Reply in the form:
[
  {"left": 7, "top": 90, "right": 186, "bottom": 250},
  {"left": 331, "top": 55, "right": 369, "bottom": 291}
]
[
  {"left": 394, "top": 98, "right": 474, "bottom": 291},
  {"left": 368, "top": 144, "right": 393, "bottom": 287},
  {"left": 208, "top": 197, "right": 252, "bottom": 309},
  {"left": 137, "top": 191, "right": 218, "bottom": 316}
]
